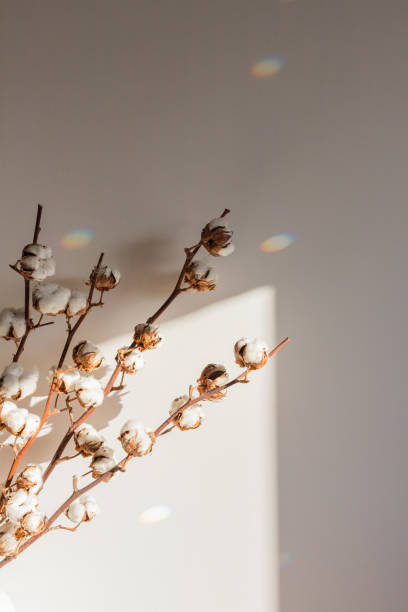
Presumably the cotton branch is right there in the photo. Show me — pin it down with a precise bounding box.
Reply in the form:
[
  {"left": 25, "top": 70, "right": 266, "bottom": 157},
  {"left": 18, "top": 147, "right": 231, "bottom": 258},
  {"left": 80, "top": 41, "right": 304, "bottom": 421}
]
[
  {"left": 12, "top": 204, "right": 44, "bottom": 362},
  {"left": 0, "top": 337, "right": 289, "bottom": 569},
  {"left": 3, "top": 253, "right": 105, "bottom": 489}
]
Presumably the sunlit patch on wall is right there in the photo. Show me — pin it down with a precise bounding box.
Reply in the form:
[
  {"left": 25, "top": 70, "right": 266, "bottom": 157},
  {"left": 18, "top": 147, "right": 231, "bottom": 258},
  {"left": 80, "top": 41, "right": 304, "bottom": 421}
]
[
  {"left": 260, "top": 233, "right": 295, "bottom": 252},
  {"left": 61, "top": 228, "right": 94, "bottom": 250},
  {"left": 251, "top": 57, "right": 284, "bottom": 78},
  {"left": 279, "top": 551, "right": 294, "bottom": 569},
  {"left": 0, "top": 591, "right": 15, "bottom": 612},
  {"left": 139, "top": 504, "right": 172, "bottom": 525}
]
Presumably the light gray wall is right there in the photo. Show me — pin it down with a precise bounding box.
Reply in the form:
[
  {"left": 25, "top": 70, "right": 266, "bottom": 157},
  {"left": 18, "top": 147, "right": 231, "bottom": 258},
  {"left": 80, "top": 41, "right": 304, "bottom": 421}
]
[{"left": 1, "top": 1, "right": 408, "bottom": 611}]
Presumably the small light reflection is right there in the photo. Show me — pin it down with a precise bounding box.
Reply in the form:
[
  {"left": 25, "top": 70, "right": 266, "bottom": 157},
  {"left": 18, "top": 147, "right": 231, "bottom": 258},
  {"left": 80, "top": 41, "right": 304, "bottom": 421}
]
[
  {"left": 61, "top": 228, "right": 94, "bottom": 250},
  {"left": 251, "top": 57, "right": 285, "bottom": 78},
  {"left": 139, "top": 504, "right": 173, "bottom": 525}
]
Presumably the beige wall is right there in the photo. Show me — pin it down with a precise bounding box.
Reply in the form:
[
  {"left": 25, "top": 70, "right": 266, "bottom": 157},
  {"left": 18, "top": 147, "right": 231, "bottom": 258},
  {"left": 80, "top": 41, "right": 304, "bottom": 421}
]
[{"left": 1, "top": 1, "right": 408, "bottom": 610}]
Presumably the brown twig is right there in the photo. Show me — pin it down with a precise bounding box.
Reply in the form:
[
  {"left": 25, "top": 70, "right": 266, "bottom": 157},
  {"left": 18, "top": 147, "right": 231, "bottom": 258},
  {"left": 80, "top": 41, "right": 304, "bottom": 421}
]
[
  {"left": 0, "top": 337, "right": 289, "bottom": 569},
  {"left": 12, "top": 204, "right": 43, "bottom": 362}
]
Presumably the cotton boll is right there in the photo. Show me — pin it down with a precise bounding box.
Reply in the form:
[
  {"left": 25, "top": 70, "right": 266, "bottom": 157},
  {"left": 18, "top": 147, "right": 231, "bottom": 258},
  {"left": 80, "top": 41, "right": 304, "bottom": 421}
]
[
  {"left": 72, "top": 341, "right": 103, "bottom": 372},
  {"left": 20, "top": 511, "right": 45, "bottom": 535},
  {"left": 19, "top": 413, "right": 40, "bottom": 439},
  {"left": 4, "top": 490, "right": 38, "bottom": 524},
  {"left": 91, "top": 444, "right": 116, "bottom": 478},
  {"left": 20, "top": 244, "right": 55, "bottom": 281},
  {"left": 115, "top": 347, "right": 145, "bottom": 374},
  {"left": 16, "top": 464, "right": 43, "bottom": 491},
  {"left": 66, "top": 500, "right": 86, "bottom": 523},
  {"left": 18, "top": 369, "right": 39, "bottom": 399},
  {"left": 74, "top": 423, "right": 104, "bottom": 456},
  {"left": 66, "top": 290, "right": 87, "bottom": 317},
  {"left": 0, "top": 523, "right": 19, "bottom": 556},
  {"left": 66, "top": 495, "right": 99, "bottom": 523},
  {"left": 184, "top": 260, "right": 218, "bottom": 292},
  {"left": 170, "top": 398, "right": 204, "bottom": 431},
  {"left": 119, "top": 420, "right": 155, "bottom": 456},
  {"left": 2, "top": 407, "right": 28, "bottom": 436},
  {"left": 94, "top": 266, "right": 120, "bottom": 291},
  {"left": 197, "top": 364, "right": 229, "bottom": 400},
  {"left": 32, "top": 283, "right": 70, "bottom": 316},
  {"left": 0, "top": 308, "right": 26, "bottom": 340},
  {"left": 53, "top": 368, "right": 81, "bottom": 394},
  {"left": 201, "top": 216, "right": 234, "bottom": 257},
  {"left": 234, "top": 338, "right": 269, "bottom": 370},
  {"left": 133, "top": 324, "right": 163, "bottom": 351},
  {"left": 75, "top": 376, "right": 104, "bottom": 407}
]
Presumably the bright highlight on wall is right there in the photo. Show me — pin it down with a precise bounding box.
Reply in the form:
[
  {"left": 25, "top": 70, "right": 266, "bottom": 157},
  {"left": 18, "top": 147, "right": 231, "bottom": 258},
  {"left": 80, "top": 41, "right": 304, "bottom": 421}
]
[{"left": 139, "top": 504, "right": 173, "bottom": 524}]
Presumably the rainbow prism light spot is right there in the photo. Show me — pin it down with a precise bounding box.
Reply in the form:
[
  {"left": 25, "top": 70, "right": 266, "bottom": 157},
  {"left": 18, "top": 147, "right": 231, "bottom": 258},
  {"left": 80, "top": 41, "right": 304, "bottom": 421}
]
[
  {"left": 251, "top": 56, "right": 284, "bottom": 78},
  {"left": 260, "top": 233, "right": 295, "bottom": 252},
  {"left": 61, "top": 228, "right": 94, "bottom": 250}
]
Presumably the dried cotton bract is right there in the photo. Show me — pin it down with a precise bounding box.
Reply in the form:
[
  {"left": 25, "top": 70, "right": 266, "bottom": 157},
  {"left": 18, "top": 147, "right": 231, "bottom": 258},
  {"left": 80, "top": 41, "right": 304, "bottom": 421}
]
[
  {"left": 16, "top": 464, "right": 43, "bottom": 492},
  {"left": 66, "top": 495, "right": 99, "bottom": 523},
  {"left": 234, "top": 338, "right": 269, "bottom": 370},
  {"left": 0, "top": 523, "right": 19, "bottom": 557},
  {"left": 170, "top": 396, "right": 204, "bottom": 430},
  {"left": 0, "top": 363, "right": 38, "bottom": 401},
  {"left": 91, "top": 444, "right": 116, "bottom": 478},
  {"left": 133, "top": 323, "right": 162, "bottom": 351},
  {"left": 0, "top": 307, "right": 26, "bottom": 341},
  {"left": 119, "top": 420, "right": 155, "bottom": 456},
  {"left": 20, "top": 244, "right": 55, "bottom": 281},
  {"left": 74, "top": 423, "right": 104, "bottom": 457},
  {"left": 201, "top": 216, "right": 234, "bottom": 257},
  {"left": 197, "top": 364, "right": 229, "bottom": 400},
  {"left": 115, "top": 347, "right": 145, "bottom": 374},
  {"left": 94, "top": 265, "right": 120, "bottom": 291},
  {"left": 184, "top": 260, "right": 218, "bottom": 292},
  {"left": 72, "top": 341, "right": 103, "bottom": 372}
]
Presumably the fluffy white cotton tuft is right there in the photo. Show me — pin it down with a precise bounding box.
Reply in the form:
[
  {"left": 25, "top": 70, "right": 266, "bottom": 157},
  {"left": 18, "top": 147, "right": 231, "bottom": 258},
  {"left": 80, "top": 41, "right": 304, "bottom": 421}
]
[
  {"left": 16, "top": 464, "right": 43, "bottom": 492},
  {"left": 119, "top": 420, "right": 154, "bottom": 456},
  {"left": 234, "top": 337, "right": 268, "bottom": 369},
  {"left": 66, "top": 290, "right": 87, "bottom": 317},
  {"left": 0, "top": 364, "right": 38, "bottom": 401},
  {"left": 21, "top": 510, "right": 45, "bottom": 534},
  {"left": 91, "top": 444, "right": 116, "bottom": 476},
  {"left": 74, "top": 423, "right": 104, "bottom": 456},
  {"left": 75, "top": 375, "right": 104, "bottom": 407},
  {"left": 170, "top": 396, "right": 204, "bottom": 430},
  {"left": 32, "top": 283, "right": 71, "bottom": 315},
  {"left": 21, "top": 243, "right": 55, "bottom": 281},
  {"left": 0, "top": 523, "right": 19, "bottom": 556},
  {"left": 4, "top": 489, "right": 38, "bottom": 524},
  {"left": 66, "top": 495, "right": 99, "bottom": 523},
  {"left": 0, "top": 307, "right": 26, "bottom": 339}
]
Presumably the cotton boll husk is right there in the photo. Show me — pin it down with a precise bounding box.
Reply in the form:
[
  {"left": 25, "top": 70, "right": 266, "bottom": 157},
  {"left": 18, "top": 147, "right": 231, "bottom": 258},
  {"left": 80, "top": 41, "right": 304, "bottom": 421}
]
[
  {"left": 75, "top": 376, "right": 104, "bottom": 407},
  {"left": 16, "top": 464, "right": 43, "bottom": 491},
  {"left": 0, "top": 523, "right": 19, "bottom": 556},
  {"left": 119, "top": 420, "right": 155, "bottom": 456},
  {"left": 72, "top": 341, "right": 103, "bottom": 372},
  {"left": 170, "top": 400, "right": 204, "bottom": 431},
  {"left": 21, "top": 511, "right": 45, "bottom": 535},
  {"left": 115, "top": 347, "right": 144, "bottom": 374},
  {"left": 32, "top": 283, "right": 70, "bottom": 315},
  {"left": 74, "top": 423, "right": 104, "bottom": 456},
  {"left": 201, "top": 216, "right": 234, "bottom": 257},
  {"left": 184, "top": 260, "right": 218, "bottom": 292},
  {"left": 197, "top": 363, "right": 229, "bottom": 400},
  {"left": 170, "top": 395, "right": 189, "bottom": 413},
  {"left": 133, "top": 323, "right": 163, "bottom": 351},
  {"left": 94, "top": 266, "right": 121, "bottom": 291},
  {"left": 66, "top": 290, "right": 87, "bottom": 317}
]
